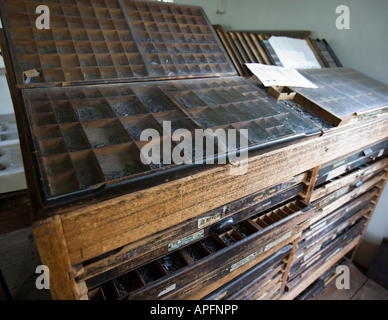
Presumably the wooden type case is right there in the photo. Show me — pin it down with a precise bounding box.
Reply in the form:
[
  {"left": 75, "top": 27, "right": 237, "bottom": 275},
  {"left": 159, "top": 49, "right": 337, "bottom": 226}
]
[{"left": 1, "top": 1, "right": 388, "bottom": 301}]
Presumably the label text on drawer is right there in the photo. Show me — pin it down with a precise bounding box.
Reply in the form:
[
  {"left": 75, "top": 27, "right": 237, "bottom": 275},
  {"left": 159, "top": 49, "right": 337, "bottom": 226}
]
[
  {"left": 198, "top": 212, "right": 222, "bottom": 229},
  {"left": 230, "top": 252, "right": 259, "bottom": 272},
  {"left": 264, "top": 231, "right": 293, "bottom": 252},
  {"left": 158, "top": 283, "right": 177, "bottom": 297},
  {"left": 332, "top": 159, "right": 346, "bottom": 169},
  {"left": 168, "top": 230, "right": 204, "bottom": 251}
]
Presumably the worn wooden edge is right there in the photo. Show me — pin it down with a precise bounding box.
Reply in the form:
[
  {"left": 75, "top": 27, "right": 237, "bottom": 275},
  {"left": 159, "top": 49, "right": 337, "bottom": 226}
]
[
  {"left": 0, "top": 29, "right": 46, "bottom": 219},
  {"left": 31, "top": 217, "right": 84, "bottom": 300},
  {"left": 301, "top": 166, "right": 320, "bottom": 202},
  {"left": 279, "top": 236, "right": 361, "bottom": 300},
  {"left": 78, "top": 177, "right": 304, "bottom": 281},
  {"left": 305, "top": 38, "right": 328, "bottom": 68},
  {"left": 56, "top": 117, "right": 388, "bottom": 265},
  {"left": 294, "top": 93, "right": 344, "bottom": 126},
  {"left": 280, "top": 237, "right": 299, "bottom": 294}
]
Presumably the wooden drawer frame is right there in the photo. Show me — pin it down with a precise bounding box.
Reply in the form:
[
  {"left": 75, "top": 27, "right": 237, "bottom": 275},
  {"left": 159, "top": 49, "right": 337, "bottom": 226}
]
[
  {"left": 315, "top": 139, "right": 388, "bottom": 187},
  {"left": 86, "top": 198, "right": 314, "bottom": 300},
  {"left": 203, "top": 244, "right": 292, "bottom": 300},
  {"left": 311, "top": 157, "right": 388, "bottom": 202},
  {"left": 77, "top": 174, "right": 304, "bottom": 283},
  {"left": 29, "top": 127, "right": 388, "bottom": 300},
  {"left": 286, "top": 217, "right": 367, "bottom": 291}
]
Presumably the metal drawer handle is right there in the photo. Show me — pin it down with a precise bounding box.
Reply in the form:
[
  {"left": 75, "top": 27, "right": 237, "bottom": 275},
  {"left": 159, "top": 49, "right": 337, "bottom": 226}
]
[
  {"left": 210, "top": 217, "right": 235, "bottom": 234},
  {"left": 352, "top": 180, "right": 363, "bottom": 189}
]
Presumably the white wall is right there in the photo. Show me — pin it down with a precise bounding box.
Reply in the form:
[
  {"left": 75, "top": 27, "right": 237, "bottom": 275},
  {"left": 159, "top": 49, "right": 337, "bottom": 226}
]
[
  {"left": 0, "top": 64, "right": 14, "bottom": 115},
  {"left": 0, "top": 17, "right": 16, "bottom": 116}
]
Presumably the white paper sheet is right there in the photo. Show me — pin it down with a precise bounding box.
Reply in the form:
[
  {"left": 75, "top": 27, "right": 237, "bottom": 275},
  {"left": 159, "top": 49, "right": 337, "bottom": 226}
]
[
  {"left": 268, "top": 36, "right": 322, "bottom": 69},
  {"left": 245, "top": 63, "right": 318, "bottom": 88}
]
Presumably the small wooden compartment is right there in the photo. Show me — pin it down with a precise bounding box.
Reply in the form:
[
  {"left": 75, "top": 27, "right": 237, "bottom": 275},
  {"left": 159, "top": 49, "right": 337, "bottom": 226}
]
[{"left": 268, "top": 86, "right": 296, "bottom": 101}]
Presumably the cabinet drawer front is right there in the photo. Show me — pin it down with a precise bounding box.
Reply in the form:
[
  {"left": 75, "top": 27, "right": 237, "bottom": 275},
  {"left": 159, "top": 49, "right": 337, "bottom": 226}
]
[
  {"left": 299, "top": 188, "right": 377, "bottom": 250},
  {"left": 252, "top": 274, "right": 283, "bottom": 300},
  {"left": 203, "top": 244, "right": 291, "bottom": 300},
  {"left": 86, "top": 198, "right": 314, "bottom": 300},
  {"left": 79, "top": 175, "right": 304, "bottom": 282},
  {"left": 312, "top": 171, "right": 386, "bottom": 216},
  {"left": 315, "top": 139, "right": 388, "bottom": 186},
  {"left": 292, "top": 203, "right": 370, "bottom": 274},
  {"left": 297, "top": 203, "right": 372, "bottom": 259},
  {"left": 287, "top": 217, "right": 366, "bottom": 289}
]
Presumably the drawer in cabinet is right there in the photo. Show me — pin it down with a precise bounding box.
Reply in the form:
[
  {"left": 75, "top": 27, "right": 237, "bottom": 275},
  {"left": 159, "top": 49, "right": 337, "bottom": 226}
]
[
  {"left": 300, "top": 188, "right": 377, "bottom": 245},
  {"left": 247, "top": 272, "right": 284, "bottom": 300},
  {"left": 86, "top": 197, "right": 314, "bottom": 300},
  {"left": 78, "top": 174, "right": 304, "bottom": 283},
  {"left": 203, "top": 244, "right": 292, "bottom": 300},
  {"left": 311, "top": 157, "right": 388, "bottom": 202},
  {"left": 292, "top": 200, "right": 371, "bottom": 271},
  {"left": 295, "top": 257, "right": 349, "bottom": 300},
  {"left": 287, "top": 217, "right": 366, "bottom": 289},
  {"left": 315, "top": 139, "right": 388, "bottom": 186},
  {"left": 312, "top": 170, "right": 386, "bottom": 214}
]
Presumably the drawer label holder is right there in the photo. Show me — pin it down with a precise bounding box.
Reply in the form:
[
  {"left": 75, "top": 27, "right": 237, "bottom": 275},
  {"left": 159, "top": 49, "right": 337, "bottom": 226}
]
[
  {"left": 168, "top": 230, "right": 205, "bottom": 252},
  {"left": 230, "top": 252, "right": 260, "bottom": 273}
]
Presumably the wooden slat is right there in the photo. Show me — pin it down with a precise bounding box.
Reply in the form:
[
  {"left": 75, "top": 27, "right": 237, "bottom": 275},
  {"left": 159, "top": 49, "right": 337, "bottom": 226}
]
[
  {"left": 248, "top": 33, "right": 272, "bottom": 65},
  {"left": 32, "top": 216, "right": 85, "bottom": 300},
  {"left": 215, "top": 29, "right": 246, "bottom": 76}
]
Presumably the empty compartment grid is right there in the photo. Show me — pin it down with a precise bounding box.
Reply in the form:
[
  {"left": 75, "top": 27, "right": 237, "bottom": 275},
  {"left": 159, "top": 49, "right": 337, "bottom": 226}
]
[
  {"left": 0, "top": 0, "right": 150, "bottom": 85},
  {"left": 1, "top": 0, "right": 238, "bottom": 85},
  {"left": 120, "top": 0, "right": 236, "bottom": 78},
  {"left": 82, "top": 119, "right": 131, "bottom": 148},
  {"left": 20, "top": 76, "right": 320, "bottom": 200},
  {"left": 94, "top": 143, "right": 148, "bottom": 181}
]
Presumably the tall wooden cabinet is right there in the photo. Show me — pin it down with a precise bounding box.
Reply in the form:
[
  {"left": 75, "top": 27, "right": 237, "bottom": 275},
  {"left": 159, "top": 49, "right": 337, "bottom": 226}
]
[{"left": 0, "top": 0, "right": 387, "bottom": 300}]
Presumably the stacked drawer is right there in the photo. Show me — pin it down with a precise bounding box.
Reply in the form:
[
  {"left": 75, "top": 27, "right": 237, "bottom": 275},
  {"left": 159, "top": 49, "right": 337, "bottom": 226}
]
[
  {"left": 77, "top": 173, "right": 305, "bottom": 283},
  {"left": 295, "top": 257, "right": 349, "bottom": 300},
  {"left": 314, "top": 139, "right": 388, "bottom": 187},
  {"left": 285, "top": 142, "right": 388, "bottom": 293},
  {"left": 203, "top": 244, "right": 292, "bottom": 300},
  {"left": 84, "top": 174, "right": 315, "bottom": 300}
]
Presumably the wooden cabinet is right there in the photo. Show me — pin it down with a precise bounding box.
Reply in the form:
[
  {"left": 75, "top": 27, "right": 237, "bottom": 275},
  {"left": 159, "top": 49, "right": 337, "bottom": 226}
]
[
  {"left": 30, "top": 128, "right": 388, "bottom": 301},
  {"left": 1, "top": 0, "right": 388, "bottom": 301}
]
